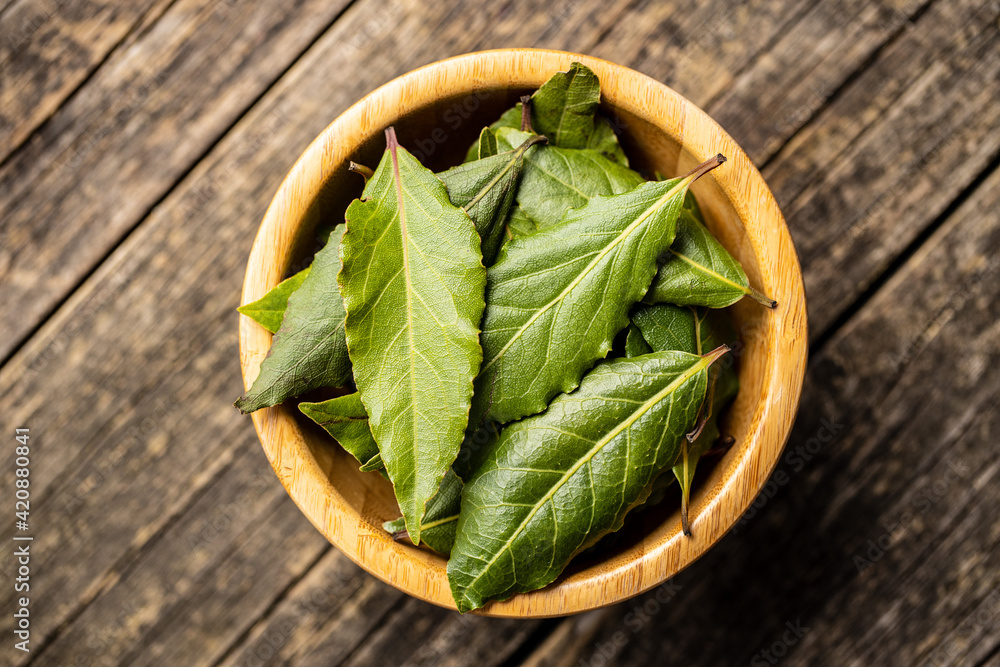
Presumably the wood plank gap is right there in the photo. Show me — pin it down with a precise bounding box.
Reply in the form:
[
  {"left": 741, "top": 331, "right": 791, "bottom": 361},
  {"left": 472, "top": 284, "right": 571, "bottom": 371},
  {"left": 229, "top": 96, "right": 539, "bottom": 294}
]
[
  {"left": 496, "top": 618, "right": 565, "bottom": 667},
  {"left": 0, "top": 0, "right": 364, "bottom": 373},
  {"left": 870, "top": 461, "right": 1000, "bottom": 664},
  {"left": 331, "top": 596, "right": 411, "bottom": 667},
  {"left": 0, "top": 0, "right": 20, "bottom": 22},
  {"left": 735, "top": 399, "right": 997, "bottom": 666},
  {"left": 22, "top": 449, "right": 242, "bottom": 665},
  {"left": 700, "top": 0, "right": 822, "bottom": 112},
  {"left": 977, "top": 639, "right": 1000, "bottom": 667},
  {"left": 110, "top": 491, "right": 312, "bottom": 667},
  {"left": 808, "top": 145, "right": 1000, "bottom": 356},
  {"left": 757, "top": 0, "right": 939, "bottom": 174},
  {"left": 208, "top": 543, "right": 334, "bottom": 667},
  {"left": 0, "top": 0, "right": 184, "bottom": 171}
]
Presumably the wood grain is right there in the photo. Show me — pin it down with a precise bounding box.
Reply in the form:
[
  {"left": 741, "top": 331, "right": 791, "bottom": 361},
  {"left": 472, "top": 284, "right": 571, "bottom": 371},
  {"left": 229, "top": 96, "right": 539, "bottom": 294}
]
[
  {"left": 0, "top": 0, "right": 652, "bottom": 658},
  {"left": 2, "top": 0, "right": 999, "bottom": 662},
  {"left": 0, "top": 0, "right": 173, "bottom": 161},
  {"left": 0, "top": 0, "right": 355, "bottom": 363},
  {"left": 764, "top": 0, "right": 1000, "bottom": 337},
  {"left": 0, "top": 0, "right": 629, "bottom": 659}
]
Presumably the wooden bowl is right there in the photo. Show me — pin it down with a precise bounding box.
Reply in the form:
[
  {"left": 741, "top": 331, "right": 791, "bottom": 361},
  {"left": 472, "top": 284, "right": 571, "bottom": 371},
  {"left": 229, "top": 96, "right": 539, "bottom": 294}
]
[{"left": 238, "top": 49, "right": 807, "bottom": 617}]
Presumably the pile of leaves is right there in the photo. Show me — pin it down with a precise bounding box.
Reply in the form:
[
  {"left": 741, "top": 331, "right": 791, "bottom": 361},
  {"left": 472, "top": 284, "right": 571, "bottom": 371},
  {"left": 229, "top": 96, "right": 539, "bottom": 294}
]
[{"left": 236, "top": 63, "right": 775, "bottom": 613}]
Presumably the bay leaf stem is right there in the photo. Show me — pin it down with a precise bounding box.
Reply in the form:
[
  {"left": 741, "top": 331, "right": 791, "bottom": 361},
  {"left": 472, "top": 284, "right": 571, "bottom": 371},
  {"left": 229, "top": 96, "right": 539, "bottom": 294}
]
[{"left": 519, "top": 95, "right": 533, "bottom": 133}]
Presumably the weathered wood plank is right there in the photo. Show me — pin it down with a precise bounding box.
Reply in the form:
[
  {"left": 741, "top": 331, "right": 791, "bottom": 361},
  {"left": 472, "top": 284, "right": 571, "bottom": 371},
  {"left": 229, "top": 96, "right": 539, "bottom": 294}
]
[
  {"left": 0, "top": 0, "right": 172, "bottom": 161},
  {"left": 707, "top": 0, "right": 935, "bottom": 164},
  {"left": 27, "top": 443, "right": 329, "bottom": 667},
  {"left": 762, "top": 0, "right": 1000, "bottom": 337},
  {"left": 515, "top": 159, "right": 1000, "bottom": 666},
  {"left": 214, "top": 551, "right": 404, "bottom": 667},
  {"left": 1, "top": 0, "right": 997, "bottom": 664},
  {"left": 340, "top": 598, "right": 539, "bottom": 667},
  {"left": 596, "top": 0, "right": 1000, "bottom": 342},
  {"left": 0, "top": 0, "right": 355, "bottom": 364},
  {"left": 588, "top": 0, "right": 817, "bottom": 109},
  {"left": 0, "top": 0, "right": 652, "bottom": 660}
]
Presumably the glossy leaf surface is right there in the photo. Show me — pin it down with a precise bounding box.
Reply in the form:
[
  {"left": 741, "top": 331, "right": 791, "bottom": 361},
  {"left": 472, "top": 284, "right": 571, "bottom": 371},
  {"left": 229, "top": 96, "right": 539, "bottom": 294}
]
[
  {"left": 448, "top": 349, "right": 725, "bottom": 612},
  {"left": 646, "top": 193, "right": 775, "bottom": 308},
  {"left": 476, "top": 168, "right": 713, "bottom": 425},
  {"left": 485, "top": 63, "right": 629, "bottom": 166},
  {"left": 383, "top": 469, "right": 463, "bottom": 555},
  {"left": 494, "top": 127, "right": 642, "bottom": 226},
  {"left": 438, "top": 135, "right": 545, "bottom": 265},
  {"left": 632, "top": 303, "right": 740, "bottom": 534},
  {"left": 299, "top": 392, "right": 382, "bottom": 473}
]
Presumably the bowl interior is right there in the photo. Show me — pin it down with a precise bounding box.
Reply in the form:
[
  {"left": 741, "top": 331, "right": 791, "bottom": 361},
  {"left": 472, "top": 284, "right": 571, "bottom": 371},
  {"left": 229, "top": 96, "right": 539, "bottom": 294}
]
[{"left": 240, "top": 49, "right": 807, "bottom": 617}]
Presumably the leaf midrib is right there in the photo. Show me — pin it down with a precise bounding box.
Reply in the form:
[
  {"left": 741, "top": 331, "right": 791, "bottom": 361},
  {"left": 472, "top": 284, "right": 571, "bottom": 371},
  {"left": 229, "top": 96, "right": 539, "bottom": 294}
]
[
  {"left": 464, "top": 142, "right": 533, "bottom": 212},
  {"left": 669, "top": 248, "right": 749, "bottom": 295},
  {"left": 480, "top": 177, "right": 692, "bottom": 375},
  {"left": 459, "top": 355, "right": 711, "bottom": 595},
  {"left": 391, "top": 144, "right": 421, "bottom": 541}
]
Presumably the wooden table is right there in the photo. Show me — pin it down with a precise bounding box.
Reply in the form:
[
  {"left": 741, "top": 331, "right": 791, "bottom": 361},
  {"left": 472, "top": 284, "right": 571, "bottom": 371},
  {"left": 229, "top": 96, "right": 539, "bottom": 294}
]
[{"left": 2, "top": 1, "right": 998, "bottom": 664}]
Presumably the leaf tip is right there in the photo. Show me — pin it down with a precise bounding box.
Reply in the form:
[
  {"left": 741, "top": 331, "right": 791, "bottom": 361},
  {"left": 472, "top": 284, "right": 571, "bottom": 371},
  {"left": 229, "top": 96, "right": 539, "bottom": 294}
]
[{"left": 519, "top": 96, "right": 534, "bottom": 133}]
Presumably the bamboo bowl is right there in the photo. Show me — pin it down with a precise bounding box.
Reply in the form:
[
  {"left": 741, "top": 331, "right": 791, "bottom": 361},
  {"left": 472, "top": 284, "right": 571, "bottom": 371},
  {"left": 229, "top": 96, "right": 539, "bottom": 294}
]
[{"left": 238, "top": 49, "right": 807, "bottom": 617}]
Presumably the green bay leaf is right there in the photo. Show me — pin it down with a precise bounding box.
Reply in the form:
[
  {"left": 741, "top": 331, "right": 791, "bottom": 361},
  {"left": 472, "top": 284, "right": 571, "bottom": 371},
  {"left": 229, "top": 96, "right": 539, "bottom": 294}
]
[
  {"left": 624, "top": 322, "right": 653, "bottom": 358},
  {"left": 505, "top": 204, "right": 538, "bottom": 238},
  {"left": 383, "top": 468, "right": 463, "bottom": 555},
  {"left": 235, "top": 226, "right": 351, "bottom": 413},
  {"left": 528, "top": 61, "right": 601, "bottom": 148},
  {"left": 472, "top": 62, "right": 629, "bottom": 166},
  {"left": 475, "top": 126, "right": 500, "bottom": 159},
  {"left": 632, "top": 302, "right": 733, "bottom": 355},
  {"left": 302, "top": 391, "right": 463, "bottom": 554},
  {"left": 448, "top": 348, "right": 726, "bottom": 613},
  {"left": 494, "top": 127, "right": 643, "bottom": 227},
  {"left": 438, "top": 135, "right": 545, "bottom": 265},
  {"left": 646, "top": 193, "right": 776, "bottom": 308},
  {"left": 632, "top": 303, "right": 740, "bottom": 534},
  {"left": 476, "top": 162, "right": 721, "bottom": 425},
  {"left": 237, "top": 266, "right": 311, "bottom": 333},
  {"left": 339, "top": 129, "right": 486, "bottom": 545},
  {"left": 299, "top": 393, "right": 382, "bottom": 475}
]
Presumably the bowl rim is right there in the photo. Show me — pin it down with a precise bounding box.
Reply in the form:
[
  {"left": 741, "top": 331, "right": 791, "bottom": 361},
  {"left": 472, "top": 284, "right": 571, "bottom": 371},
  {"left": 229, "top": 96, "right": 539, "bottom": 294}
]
[{"left": 238, "top": 48, "right": 808, "bottom": 617}]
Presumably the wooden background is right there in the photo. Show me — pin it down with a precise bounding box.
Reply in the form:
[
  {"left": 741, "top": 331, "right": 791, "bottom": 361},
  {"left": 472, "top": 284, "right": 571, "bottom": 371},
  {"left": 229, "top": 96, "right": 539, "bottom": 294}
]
[{"left": 1, "top": 0, "right": 998, "bottom": 664}]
